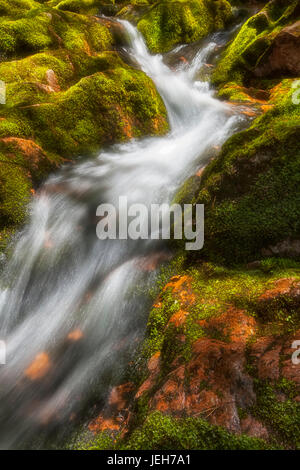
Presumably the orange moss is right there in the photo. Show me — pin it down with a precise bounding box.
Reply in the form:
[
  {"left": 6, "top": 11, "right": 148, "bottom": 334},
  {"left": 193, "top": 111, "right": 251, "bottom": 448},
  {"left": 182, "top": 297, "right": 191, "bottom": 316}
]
[
  {"left": 163, "top": 275, "right": 196, "bottom": 306},
  {"left": 168, "top": 309, "right": 189, "bottom": 327}
]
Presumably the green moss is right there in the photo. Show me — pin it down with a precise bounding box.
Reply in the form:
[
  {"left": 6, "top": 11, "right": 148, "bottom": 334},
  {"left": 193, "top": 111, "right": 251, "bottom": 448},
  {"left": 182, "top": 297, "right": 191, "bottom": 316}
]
[
  {"left": 136, "top": 0, "right": 233, "bottom": 53},
  {"left": 0, "top": 227, "right": 15, "bottom": 252},
  {"left": 0, "top": 6, "right": 114, "bottom": 57},
  {"left": 0, "top": 52, "right": 75, "bottom": 104},
  {"left": 250, "top": 283, "right": 300, "bottom": 331},
  {"left": 143, "top": 288, "right": 182, "bottom": 361},
  {"left": 172, "top": 175, "right": 201, "bottom": 205},
  {"left": 189, "top": 79, "right": 300, "bottom": 265},
  {"left": 0, "top": 0, "right": 38, "bottom": 18},
  {"left": 9, "top": 58, "right": 167, "bottom": 156},
  {"left": 0, "top": 154, "right": 31, "bottom": 230},
  {"left": 259, "top": 257, "right": 300, "bottom": 274},
  {"left": 52, "top": 0, "right": 118, "bottom": 15},
  {"left": 80, "top": 411, "right": 272, "bottom": 450},
  {"left": 217, "top": 82, "right": 263, "bottom": 102},
  {"left": 123, "top": 412, "right": 273, "bottom": 450},
  {"left": 252, "top": 380, "right": 300, "bottom": 448},
  {"left": 0, "top": 115, "right": 33, "bottom": 139},
  {"left": 0, "top": 12, "right": 54, "bottom": 54}
]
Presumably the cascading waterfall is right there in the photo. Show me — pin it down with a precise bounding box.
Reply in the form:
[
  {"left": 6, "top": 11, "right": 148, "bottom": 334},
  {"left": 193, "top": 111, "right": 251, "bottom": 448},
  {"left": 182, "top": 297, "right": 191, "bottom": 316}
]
[{"left": 0, "top": 21, "right": 245, "bottom": 448}]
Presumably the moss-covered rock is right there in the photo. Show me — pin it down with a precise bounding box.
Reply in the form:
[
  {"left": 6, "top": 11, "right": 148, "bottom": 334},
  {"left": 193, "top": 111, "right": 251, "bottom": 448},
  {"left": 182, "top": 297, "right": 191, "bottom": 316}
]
[
  {"left": 0, "top": 136, "right": 60, "bottom": 234},
  {"left": 72, "top": 260, "right": 300, "bottom": 450},
  {"left": 80, "top": 411, "right": 271, "bottom": 450},
  {"left": 191, "top": 79, "right": 300, "bottom": 264},
  {"left": 176, "top": 1, "right": 300, "bottom": 266},
  {"left": 2, "top": 55, "right": 168, "bottom": 157},
  {"left": 50, "top": 0, "right": 150, "bottom": 17},
  {"left": 0, "top": 153, "right": 32, "bottom": 229},
  {"left": 52, "top": 0, "right": 108, "bottom": 15},
  {"left": 122, "top": 0, "right": 233, "bottom": 53},
  {"left": 0, "top": 6, "right": 114, "bottom": 56},
  {"left": 213, "top": 0, "right": 300, "bottom": 86},
  {"left": 0, "top": 0, "right": 39, "bottom": 19}
]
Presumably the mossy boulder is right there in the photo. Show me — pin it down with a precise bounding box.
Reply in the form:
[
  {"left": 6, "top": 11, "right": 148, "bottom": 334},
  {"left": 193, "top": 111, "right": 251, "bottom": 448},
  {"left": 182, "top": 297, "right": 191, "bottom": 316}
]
[
  {"left": 0, "top": 0, "right": 39, "bottom": 19},
  {"left": 121, "top": 0, "right": 233, "bottom": 53},
  {"left": 72, "top": 260, "right": 300, "bottom": 450},
  {"left": 3, "top": 55, "right": 168, "bottom": 157},
  {"left": 0, "top": 6, "right": 114, "bottom": 56},
  {"left": 51, "top": 0, "right": 110, "bottom": 15},
  {"left": 191, "top": 79, "right": 300, "bottom": 265},
  {"left": 50, "top": 0, "right": 149, "bottom": 17},
  {"left": 213, "top": 0, "right": 300, "bottom": 86},
  {"left": 192, "top": 0, "right": 300, "bottom": 266}
]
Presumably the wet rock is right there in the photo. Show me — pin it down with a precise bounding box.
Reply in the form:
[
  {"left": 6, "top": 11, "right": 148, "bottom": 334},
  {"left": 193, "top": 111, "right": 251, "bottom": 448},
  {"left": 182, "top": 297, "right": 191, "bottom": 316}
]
[
  {"left": 108, "top": 383, "right": 136, "bottom": 412},
  {"left": 24, "top": 352, "right": 52, "bottom": 381},
  {"left": 187, "top": 338, "right": 256, "bottom": 433},
  {"left": 88, "top": 381, "right": 135, "bottom": 435},
  {"left": 136, "top": 325, "right": 257, "bottom": 434},
  {"left": 256, "top": 344, "right": 281, "bottom": 381},
  {"left": 254, "top": 21, "right": 300, "bottom": 77},
  {"left": 150, "top": 365, "right": 186, "bottom": 416},
  {"left": 133, "top": 0, "right": 233, "bottom": 53}
]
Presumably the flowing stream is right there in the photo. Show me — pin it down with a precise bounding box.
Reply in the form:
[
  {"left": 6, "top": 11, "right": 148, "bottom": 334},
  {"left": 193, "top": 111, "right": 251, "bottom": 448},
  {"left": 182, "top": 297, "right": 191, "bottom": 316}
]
[{"left": 0, "top": 21, "right": 244, "bottom": 448}]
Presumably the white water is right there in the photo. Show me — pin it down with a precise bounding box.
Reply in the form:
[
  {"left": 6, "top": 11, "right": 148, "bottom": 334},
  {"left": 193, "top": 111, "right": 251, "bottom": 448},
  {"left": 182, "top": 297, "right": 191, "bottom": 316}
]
[{"left": 0, "top": 22, "right": 244, "bottom": 448}]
